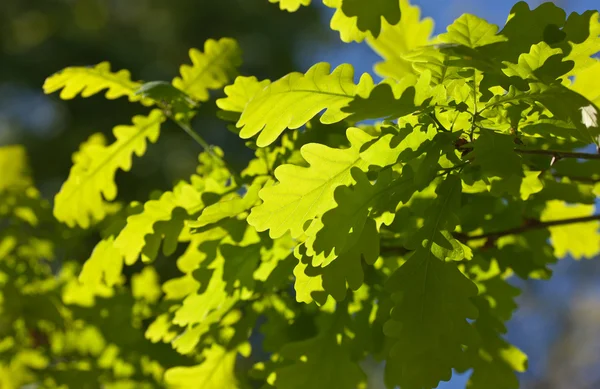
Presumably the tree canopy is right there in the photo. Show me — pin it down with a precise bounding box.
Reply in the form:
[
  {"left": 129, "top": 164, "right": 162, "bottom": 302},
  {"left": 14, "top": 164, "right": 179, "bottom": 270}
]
[{"left": 1, "top": 1, "right": 600, "bottom": 388}]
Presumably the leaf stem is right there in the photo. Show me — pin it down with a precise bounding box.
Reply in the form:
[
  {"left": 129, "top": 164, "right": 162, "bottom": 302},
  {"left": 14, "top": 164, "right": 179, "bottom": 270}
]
[
  {"left": 174, "top": 118, "right": 214, "bottom": 155},
  {"left": 165, "top": 111, "right": 241, "bottom": 182},
  {"left": 429, "top": 112, "right": 450, "bottom": 132}
]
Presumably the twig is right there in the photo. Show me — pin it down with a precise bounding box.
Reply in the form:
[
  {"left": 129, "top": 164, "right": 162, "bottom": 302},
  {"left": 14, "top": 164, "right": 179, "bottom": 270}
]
[
  {"left": 552, "top": 174, "right": 600, "bottom": 184},
  {"left": 381, "top": 214, "right": 600, "bottom": 255},
  {"left": 456, "top": 214, "right": 600, "bottom": 242},
  {"left": 457, "top": 145, "right": 600, "bottom": 161},
  {"left": 429, "top": 112, "right": 450, "bottom": 132},
  {"left": 515, "top": 148, "right": 600, "bottom": 160}
]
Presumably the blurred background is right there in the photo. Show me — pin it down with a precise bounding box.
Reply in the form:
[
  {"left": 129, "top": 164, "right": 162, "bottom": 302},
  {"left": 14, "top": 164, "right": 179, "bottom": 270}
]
[{"left": 0, "top": 0, "right": 599, "bottom": 388}]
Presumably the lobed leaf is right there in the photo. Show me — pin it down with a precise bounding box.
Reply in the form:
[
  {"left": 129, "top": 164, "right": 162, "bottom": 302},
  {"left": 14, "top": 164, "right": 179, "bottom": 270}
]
[
  {"left": 43, "top": 62, "right": 144, "bottom": 102},
  {"left": 172, "top": 38, "right": 242, "bottom": 102},
  {"left": 275, "top": 324, "right": 365, "bottom": 389},
  {"left": 164, "top": 345, "right": 239, "bottom": 389},
  {"left": 367, "top": 0, "right": 434, "bottom": 80},
  {"left": 54, "top": 110, "right": 165, "bottom": 228},
  {"left": 237, "top": 62, "right": 374, "bottom": 146},
  {"left": 340, "top": 0, "right": 401, "bottom": 37},
  {"left": 247, "top": 127, "right": 372, "bottom": 239},
  {"left": 439, "top": 13, "right": 507, "bottom": 48},
  {"left": 268, "top": 0, "right": 311, "bottom": 12},
  {"left": 541, "top": 200, "right": 600, "bottom": 259}
]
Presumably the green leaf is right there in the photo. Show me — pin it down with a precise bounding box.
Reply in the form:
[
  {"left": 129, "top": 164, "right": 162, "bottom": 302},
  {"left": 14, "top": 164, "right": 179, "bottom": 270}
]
[
  {"left": 384, "top": 175, "right": 478, "bottom": 389},
  {"left": 570, "top": 60, "right": 600, "bottom": 105},
  {"left": 501, "top": 42, "right": 570, "bottom": 82},
  {"left": 135, "top": 81, "right": 197, "bottom": 110},
  {"left": 359, "top": 124, "right": 436, "bottom": 167},
  {"left": 114, "top": 181, "right": 205, "bottom": 265},
  {"left": 305, "top": 168, "right": 415, "bottom": 266},
  {"left": 384, "top": 247, "right": 479, "bottom": 389},
  {"left": 407, "top": 175, "right": 463, "bottom": 251},
  {"left": 496, "top": 2, "right": 566, "bottom": 62},
  {"left": 43, "top": 62, "right": 145, "bottom": 102},
  {"left": 172, "top": 38, "right": 242, "bottom": 102},
  {"left": 237, "top": 63, "right": 374, "bottom": 146},
  {"left": 293, "top": 258, "right": 325, "bottom": 304},
  {"left": 190, "top": 178, "right": 264, "bottom": 229},
  {"left": 520, "top": 170, "right": 544, "bottom": 200},
  {"left": 541, "top": 200, "right": 600, "bottom": 259},
  {"left": 367, "top": 0, "right": 434, "bottom": 80},
  {"left": 343, "top": 83, "right": 419, "bottom": 123},
  {"left": 268, "top": 0, "right": 311, "bottom": 12},
  {"left": 319, "top": 217, "right": 379, "bottom": 301},
  {"left": 484, "top": 85, "right": 600, "bottom": 144},
  {"left": 217, "top": 76, "right": 271, "bottom": 121},
  {"left": 164, "top": 345, "right": 239, "bottom": 389},
  {"left": 466, "top": 277, "right": 527, "bottom": 389},
  {"left": 470, "top": 129, "right": 523, "bottom": 196},
  {"left": 78, "top": 237, "right": 123, "bottom": 287},
  {"left": 323, "top": 0, "right": 369, "bottom": 43},
  {"left": 565, "top": 11, "right": 600, "bottom": 74},
  {"left": 131, "top": 266, "right": 162, "bottom": 303},
  {"left": 54, "top": 110, "right": 165, "bottom": 228},
  {"left": 0, "top": 145, "right": 32, "bottom": 191},
  {"left": 247, "top": 127, "right": 372, "bottom": 239},
  {"left": 170, "top": 253, "right": 238, "bottom": 352},
  {"left": 439, "top": 13, "right": 508, "bottom": 48},
  {"left": 340, "top": 0, "right": 400, "bottom": 37},
  {"left": 275, "top": 326, "right": 365, "bottom": 389}
]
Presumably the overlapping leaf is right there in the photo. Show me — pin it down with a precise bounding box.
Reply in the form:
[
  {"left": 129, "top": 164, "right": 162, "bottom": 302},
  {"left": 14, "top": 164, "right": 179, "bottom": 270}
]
[
  {"left": 367, "top": 0, "right": 434, "bottom": 80},
  {"left": 384, "top": 176, "right": 479, "bottom": 389},
  {"left": 275, "top": 324, "right": 365, "bottom": 389},
  {"left": 465, "top": 277, "right": 527, "bottom": 389},
  {"left": 247, "top": 127, "right": 373, "bottom": 238},
  {"left": 237, "top": 63, "right": 374, "bottom": 146},
  {"left": 217, "top": 76, "right": 271, "bottom": 121},
  {"left": 164, "top": 345, "right": 239, "bottom": 389},
  {"left": 305, "top": 168, "right": 415, "bottom": 266},
  {"left": 340, "top": 0, "right": 400, "bottom": 37},
  {"left": 541, "top": 200, "right": 600, "bottom": 259},
  {"left": 439, "top": 13, "right": 507, "bottom": 48}
]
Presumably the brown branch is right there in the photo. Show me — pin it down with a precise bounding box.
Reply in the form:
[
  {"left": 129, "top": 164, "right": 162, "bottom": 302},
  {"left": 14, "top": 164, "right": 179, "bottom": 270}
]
[
  {"left": 381, "top": 214, "right": 600, "bottom": 255},
  {"left": 515, "top": 148, "right": 600, "bottom": 160},
  {"left": 552, "top": 174, "right": 600, "bottom": 184},
  {"left": 458, "top": 145, "right": 600, "bottom": 160},
  {"left": 456, "top": 214, "right": 600, "bottom": 242}
]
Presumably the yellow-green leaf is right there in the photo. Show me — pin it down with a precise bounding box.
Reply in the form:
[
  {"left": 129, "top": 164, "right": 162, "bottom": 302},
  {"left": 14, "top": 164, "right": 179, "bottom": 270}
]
[
  {"left": 541, "top": 200, "right": 600, "bottom": 259},
  {"left": 268, "top": 0, "right": 311, "bottom": 12},
  {"left": 237, "top": 62, "right": 374, "bottom": 147},
  {"left": 54, "top": 110, "right": 165, "bottom": 228},
  {"left": 43, "top": 61, "right": 143, "bottom": 102},
  {"left": 247, "top": 127, "right": 372, "bottom": 239},
  {"left": 172, "top": 38, "right": 242, "bottom": 102},
  {"left": 367, "top": 0, "right": 434, "bottom": 80},
  {"left": 164, "top": 345, "right": 239, "bottom": 389}
]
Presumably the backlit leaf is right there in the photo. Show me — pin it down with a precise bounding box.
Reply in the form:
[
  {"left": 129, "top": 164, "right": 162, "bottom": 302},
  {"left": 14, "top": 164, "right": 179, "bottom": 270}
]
[{"left": 237, "top": 63, "right": 374, "bottom": 146}]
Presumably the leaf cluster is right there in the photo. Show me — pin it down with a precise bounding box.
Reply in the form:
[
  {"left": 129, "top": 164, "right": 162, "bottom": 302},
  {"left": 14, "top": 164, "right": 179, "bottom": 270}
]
[{"left": 3, "top": 1, "right": 600, "bottom": 388}]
